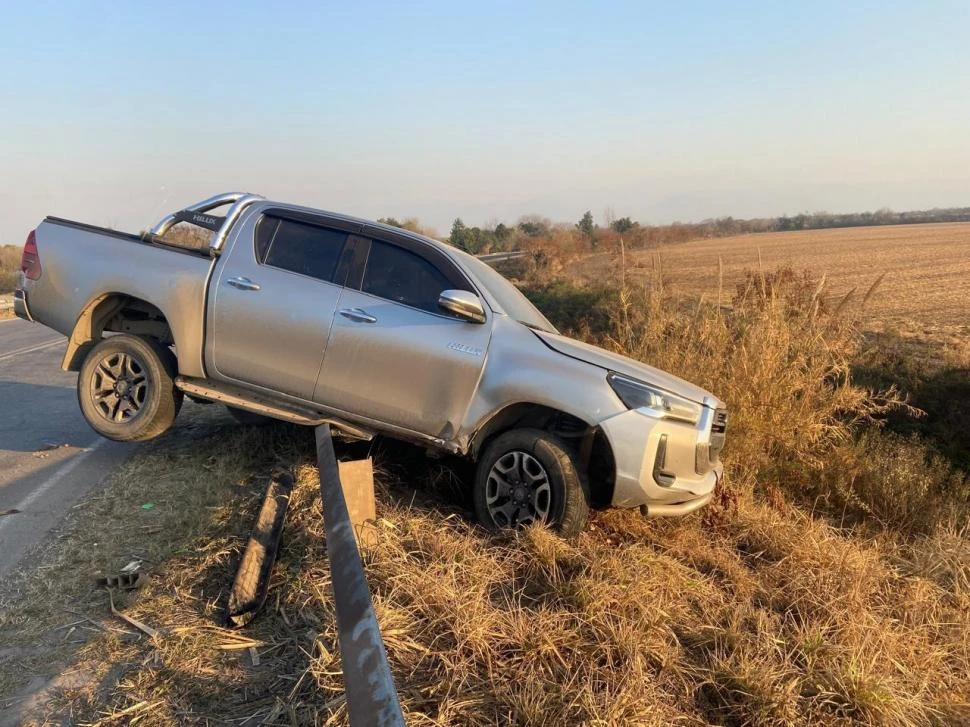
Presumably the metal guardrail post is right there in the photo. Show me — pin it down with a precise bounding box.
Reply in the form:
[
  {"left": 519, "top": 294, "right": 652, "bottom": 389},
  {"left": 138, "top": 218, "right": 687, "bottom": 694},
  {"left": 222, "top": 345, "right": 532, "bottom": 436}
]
[{"left": 315, "top": 424, "right": 405, "bottom": 727}]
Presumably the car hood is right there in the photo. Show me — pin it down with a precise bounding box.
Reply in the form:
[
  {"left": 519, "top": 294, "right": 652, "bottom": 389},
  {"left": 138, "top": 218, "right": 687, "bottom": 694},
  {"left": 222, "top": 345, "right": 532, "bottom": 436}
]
[{"left": 533, "top": 330, "right": 717, "bottom": 406}]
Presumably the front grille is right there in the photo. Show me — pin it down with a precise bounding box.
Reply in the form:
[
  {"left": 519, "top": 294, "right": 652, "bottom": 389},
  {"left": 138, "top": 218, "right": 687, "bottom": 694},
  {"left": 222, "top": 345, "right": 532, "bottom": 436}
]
[
  {"left": 709, "top": 408, "right": 728, "bottom": 461},
  {"left": 696, "top": 408, "right": 728, "bottom": 474}
]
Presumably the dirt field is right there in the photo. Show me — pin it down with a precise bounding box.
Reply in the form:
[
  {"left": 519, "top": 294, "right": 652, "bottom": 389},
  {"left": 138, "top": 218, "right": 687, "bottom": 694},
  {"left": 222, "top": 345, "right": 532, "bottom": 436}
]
[{"left": 572, "top": 222, "right": 970, "bottom": 334}]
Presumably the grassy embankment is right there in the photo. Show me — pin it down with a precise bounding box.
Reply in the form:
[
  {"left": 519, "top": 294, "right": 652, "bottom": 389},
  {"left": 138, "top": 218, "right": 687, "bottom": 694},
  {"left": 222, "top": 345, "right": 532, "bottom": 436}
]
[{"left": 0, "top": 240, "right": 968, "bottom": 725}]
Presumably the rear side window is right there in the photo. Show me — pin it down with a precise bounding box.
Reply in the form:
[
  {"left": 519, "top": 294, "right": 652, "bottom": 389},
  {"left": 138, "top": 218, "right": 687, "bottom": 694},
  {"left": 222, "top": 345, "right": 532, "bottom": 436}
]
[
  {"left": 362, "top": 240, "right": 452, "bottom": 313},
  {"left": 255, "top": 217, "right": 348, "bottom": 283}
]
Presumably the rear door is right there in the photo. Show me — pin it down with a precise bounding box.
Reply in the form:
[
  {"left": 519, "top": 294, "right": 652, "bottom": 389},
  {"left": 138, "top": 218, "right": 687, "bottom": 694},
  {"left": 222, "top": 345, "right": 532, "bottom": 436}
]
[
  {"left": 210, "top": 210, "right": 359, "bottom": 400},
  {"left": 314, "top": 230, "right": 492, "bottom": 438}
]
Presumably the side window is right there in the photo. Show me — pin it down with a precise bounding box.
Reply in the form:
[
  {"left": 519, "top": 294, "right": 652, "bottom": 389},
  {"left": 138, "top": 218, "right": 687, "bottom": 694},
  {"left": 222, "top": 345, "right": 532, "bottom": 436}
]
[
  {"left": 362, "top": 240, "right": 453, "bottom": 313},
  {"left": 255, "top": 216, "right": 348, "bottom": 283}
]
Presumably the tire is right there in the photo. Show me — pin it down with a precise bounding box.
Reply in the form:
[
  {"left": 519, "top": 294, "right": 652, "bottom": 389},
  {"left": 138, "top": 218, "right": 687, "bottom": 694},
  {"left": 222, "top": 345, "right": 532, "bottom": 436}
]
[
  {"left": 77, "top": 334, "right": 183, "bottom": 442},
  {"left": 474, "top": 428, "right": 590, "bottom": 538},
  {"left": 226, "top": 406, "right": 273, "bottom": 426}
]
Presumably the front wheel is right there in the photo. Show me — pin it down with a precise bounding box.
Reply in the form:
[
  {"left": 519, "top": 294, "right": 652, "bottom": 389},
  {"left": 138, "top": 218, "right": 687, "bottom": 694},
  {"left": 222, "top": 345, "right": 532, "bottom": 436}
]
[
  {"left": 474, "top": 428, "right": 590, "bottom": 538},
  {"left": 77, "top": 334, "right": 183, "bottom": 442}
]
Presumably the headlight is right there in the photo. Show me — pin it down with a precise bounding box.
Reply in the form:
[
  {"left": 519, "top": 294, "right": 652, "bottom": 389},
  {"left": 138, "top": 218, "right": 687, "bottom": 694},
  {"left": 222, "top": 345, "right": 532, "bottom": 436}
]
[{"left": 607, "top": 372, "right": 702, "bottom": 424}]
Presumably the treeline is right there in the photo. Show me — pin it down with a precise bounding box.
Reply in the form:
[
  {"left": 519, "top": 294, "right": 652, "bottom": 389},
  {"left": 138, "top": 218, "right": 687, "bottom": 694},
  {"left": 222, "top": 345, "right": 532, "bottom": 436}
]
[
  {"left": 374, "top": 205, "right": 970, "bottom": 255},
  {"left": 777, "top": 207, "right": 970, "bottom": 231}
]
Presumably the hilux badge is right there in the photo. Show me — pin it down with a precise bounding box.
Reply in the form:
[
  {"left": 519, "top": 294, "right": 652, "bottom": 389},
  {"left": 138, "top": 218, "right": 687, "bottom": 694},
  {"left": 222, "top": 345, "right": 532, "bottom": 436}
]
[{"left": 448, "top": 342, "right": 483, "bottom": 357}]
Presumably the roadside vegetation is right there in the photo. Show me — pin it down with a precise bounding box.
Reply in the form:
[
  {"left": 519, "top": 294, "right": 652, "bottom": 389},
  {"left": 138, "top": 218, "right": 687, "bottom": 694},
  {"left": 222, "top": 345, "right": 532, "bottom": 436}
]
[
  {"left": 431, "top": 204, "right": 970, "bottom": 255},
  {"left": 0, "top": 244, "right": 20, "bottom": 293},
  {"left": 1, "top": 228, "right": 967, "bottom": 725}
]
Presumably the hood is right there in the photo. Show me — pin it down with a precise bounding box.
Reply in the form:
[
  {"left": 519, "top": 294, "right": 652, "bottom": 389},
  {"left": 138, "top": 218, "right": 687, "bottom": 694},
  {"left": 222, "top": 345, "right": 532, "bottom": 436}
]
[{"left": 533, "top": 330, "right": 717, "bottom": 406}]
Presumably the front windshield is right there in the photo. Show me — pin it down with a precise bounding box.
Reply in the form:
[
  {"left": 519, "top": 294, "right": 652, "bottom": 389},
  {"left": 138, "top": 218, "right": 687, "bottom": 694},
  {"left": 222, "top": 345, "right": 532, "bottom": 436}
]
[{"left": 460, "top": 253, "right": 558, "bottom": 333}]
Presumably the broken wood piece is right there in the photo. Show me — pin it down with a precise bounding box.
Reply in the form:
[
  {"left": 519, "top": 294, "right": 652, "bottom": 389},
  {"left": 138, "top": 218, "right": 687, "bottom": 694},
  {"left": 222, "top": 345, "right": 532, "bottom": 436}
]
[
  {"left": 225, "top": 470, "right": 295, "bottom": 628},
  {"left": 107, "top": 589, "right": 159, "bottom": 639}
]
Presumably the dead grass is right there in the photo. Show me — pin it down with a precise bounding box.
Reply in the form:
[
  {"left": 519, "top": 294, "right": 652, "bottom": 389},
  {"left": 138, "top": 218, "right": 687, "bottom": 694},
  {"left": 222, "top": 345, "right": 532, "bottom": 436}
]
[
  {"left": 1, "top": 415, "right": 968, "bottom": 723},
  {"left": 0, "top": 244, "right": 21, "bottom": 294},
  {"left": 1, "top": 252, "right": 968, "bottom": 724},
  {"left": 563, "top": 222, "right": 970, "bottom": 330}
]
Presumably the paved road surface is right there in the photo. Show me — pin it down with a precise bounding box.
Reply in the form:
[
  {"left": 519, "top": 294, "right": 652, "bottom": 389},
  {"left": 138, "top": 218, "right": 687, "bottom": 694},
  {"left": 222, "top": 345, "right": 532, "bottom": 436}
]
[{"left": 0, "top": 318, "right": 133, "bottom": 576}]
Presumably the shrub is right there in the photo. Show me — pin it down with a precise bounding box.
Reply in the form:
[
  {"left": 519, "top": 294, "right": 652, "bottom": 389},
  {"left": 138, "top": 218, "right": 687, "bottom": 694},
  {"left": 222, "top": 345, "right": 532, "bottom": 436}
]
[
  {"left": 0, "top": 244, "right": 21, "bottom": 293},
  {"left": 524, "top": 264, "right": 908, "bottom": 499},
  {"left": 815, "top": 430, "right": 970, "bottom": 535}
]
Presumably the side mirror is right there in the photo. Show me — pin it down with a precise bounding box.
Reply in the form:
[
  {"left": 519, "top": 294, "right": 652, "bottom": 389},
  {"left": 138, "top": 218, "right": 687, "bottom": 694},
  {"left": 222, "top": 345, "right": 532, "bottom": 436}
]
[{"left": 438, "top": 289, "right": 486, "bottom": 323}]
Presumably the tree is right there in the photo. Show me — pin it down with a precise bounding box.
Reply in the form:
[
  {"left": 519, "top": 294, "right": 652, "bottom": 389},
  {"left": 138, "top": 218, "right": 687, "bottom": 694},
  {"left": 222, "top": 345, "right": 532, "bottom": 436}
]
[
  {"left": 576, "top": 210, "right": 595, "bottom": 239},
  {"left": 449, "top": 218, "right": 469, "bottom": 251},
  {"left": 610, "top": 216, "right": 637, "bottom": 234},
  {"left": 517, "top": 214, "right": 551, "bottom": 238}
]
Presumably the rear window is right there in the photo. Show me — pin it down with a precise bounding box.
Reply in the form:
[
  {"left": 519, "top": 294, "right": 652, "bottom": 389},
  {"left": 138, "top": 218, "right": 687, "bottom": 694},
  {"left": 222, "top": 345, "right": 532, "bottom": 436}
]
[
  {"left": 256, "top": 217, "right": 348, "bottom": 283},
  {"left": 362, "top": 240, "right": 452, "bottom": 313}
]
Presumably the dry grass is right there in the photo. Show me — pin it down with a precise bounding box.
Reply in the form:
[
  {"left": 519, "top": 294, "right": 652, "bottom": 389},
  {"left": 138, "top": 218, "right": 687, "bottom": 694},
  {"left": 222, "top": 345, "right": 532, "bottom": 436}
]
[
  {"left": 564, "top": 222, "right": 970, "bottom": 331},
  {"left": 2, "top": 259, "right": 969, "bottom": 725},
  {"left": 0, "top": 244, "right": 21, "bottom": 294},
  {"left": 0, "top": 417, "right": 967, "bottom": 725}
]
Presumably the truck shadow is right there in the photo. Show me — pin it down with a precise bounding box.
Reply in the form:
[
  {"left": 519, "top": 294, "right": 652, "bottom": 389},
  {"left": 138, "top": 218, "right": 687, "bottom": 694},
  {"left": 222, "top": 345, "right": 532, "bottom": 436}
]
[{"left": 0, "top": 379, "right": 93, "bottom": 453}]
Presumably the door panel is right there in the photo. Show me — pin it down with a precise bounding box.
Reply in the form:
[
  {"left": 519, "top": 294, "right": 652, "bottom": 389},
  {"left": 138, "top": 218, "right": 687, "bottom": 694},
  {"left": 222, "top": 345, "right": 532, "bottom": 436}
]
[
  {"left": 314, "top": 288, "right": 491, "bottom": 437},
  {"left": 209, "top": 214, "right": 354, "bottom": 400}
]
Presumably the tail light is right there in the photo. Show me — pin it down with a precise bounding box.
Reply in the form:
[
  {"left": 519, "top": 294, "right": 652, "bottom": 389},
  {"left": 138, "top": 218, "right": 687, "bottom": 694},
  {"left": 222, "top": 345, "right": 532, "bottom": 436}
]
[{"left": 21, "top": 230, "right": 41, "bottom": 280}]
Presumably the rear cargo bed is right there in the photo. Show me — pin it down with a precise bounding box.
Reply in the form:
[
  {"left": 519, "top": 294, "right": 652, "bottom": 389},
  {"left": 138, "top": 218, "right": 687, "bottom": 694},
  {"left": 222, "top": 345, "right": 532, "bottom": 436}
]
[{"left": 45, "top": 217, "right": 212, "bottom": 258}]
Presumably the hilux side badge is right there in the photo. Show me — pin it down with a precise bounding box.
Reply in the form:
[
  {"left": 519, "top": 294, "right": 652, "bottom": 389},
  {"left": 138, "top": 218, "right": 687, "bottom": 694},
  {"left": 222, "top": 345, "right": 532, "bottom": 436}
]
[{"left": 448, "top": 342, "right": 483, "bottom": 357}]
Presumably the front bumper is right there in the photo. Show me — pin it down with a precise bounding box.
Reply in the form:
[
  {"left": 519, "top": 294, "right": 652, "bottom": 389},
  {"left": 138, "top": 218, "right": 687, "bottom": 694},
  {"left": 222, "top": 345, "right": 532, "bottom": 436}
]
[{"left": 599, "top": 402, "right": 725, "bottom": 513}]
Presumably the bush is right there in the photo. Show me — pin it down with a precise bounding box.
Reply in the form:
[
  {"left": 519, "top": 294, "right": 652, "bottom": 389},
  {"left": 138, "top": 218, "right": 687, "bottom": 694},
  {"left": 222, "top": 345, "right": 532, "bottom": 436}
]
[
  {"left": 526, "top": 265, "right": 907, "bottom": 498},
  {"left": 0, "top": 245, "right": 20, "bottom": 293},
  {"left": 816, "top": 430, "right": 970, "bottom": 535}
]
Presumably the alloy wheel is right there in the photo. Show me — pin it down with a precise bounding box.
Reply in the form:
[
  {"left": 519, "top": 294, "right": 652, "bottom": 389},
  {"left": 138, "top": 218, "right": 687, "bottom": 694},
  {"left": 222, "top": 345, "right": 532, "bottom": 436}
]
[
  {"left": 485, "top": 450, "right": 552, "bottom": 527},
  {"left": 89, "top": 351, "right": 150, "bottom": 423}
]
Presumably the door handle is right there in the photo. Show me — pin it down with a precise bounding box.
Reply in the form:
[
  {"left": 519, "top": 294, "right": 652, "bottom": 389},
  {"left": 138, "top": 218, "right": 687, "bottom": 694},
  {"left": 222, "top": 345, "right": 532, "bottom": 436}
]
[
  {"left": 339, "top": 307, "right": 377, "bottom": 323},
  {"left": 226, "top": 276, "right": 261, "bottom": 291}
]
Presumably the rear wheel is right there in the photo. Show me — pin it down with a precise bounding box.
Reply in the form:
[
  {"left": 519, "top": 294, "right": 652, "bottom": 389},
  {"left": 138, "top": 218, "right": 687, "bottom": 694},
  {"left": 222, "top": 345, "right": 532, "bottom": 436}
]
[
  {"left": 77, "top": 335, "right": 183, "bottom": 442},
  {"left": 474, "top": 428, "right": 589, "bottom": 538}
]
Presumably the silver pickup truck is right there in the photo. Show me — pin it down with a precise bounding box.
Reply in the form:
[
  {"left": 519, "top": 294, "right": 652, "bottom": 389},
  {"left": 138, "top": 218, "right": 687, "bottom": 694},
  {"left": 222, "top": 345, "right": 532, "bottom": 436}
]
[{"left": 14, "top": 192, "right": 726, "bottom": 536}]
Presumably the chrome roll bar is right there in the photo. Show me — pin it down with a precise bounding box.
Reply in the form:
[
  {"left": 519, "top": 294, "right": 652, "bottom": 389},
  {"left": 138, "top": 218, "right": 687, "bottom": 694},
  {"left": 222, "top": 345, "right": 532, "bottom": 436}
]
[{"left": 149, "top": 192, "right": 265, "bottom": 254}]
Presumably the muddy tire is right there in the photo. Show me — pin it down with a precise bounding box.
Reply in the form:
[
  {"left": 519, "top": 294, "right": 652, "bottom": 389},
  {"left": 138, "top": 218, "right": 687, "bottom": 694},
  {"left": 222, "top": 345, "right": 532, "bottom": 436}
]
[
  {"left": 474, "top": 428, "right": 589, "bottom": 538},
  {"left": 77, "top": 335, "right": 182, "bottom": 442}
]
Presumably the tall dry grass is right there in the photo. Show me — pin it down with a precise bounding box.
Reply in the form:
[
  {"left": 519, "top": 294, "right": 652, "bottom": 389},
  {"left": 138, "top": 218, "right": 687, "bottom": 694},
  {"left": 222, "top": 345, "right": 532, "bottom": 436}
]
[
  {"left": 1, "top": 253, "right": 967, "bottom": 725},
  {"left": 0, "top": 244, "right": 21, "bottom": 293}
]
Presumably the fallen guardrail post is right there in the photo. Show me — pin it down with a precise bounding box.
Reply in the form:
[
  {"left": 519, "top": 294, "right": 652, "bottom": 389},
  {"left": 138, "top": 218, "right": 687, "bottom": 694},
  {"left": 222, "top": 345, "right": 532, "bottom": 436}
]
[
  {"left": 315, "top": 424, "right": 405, "bottom": 727},
  {"left": 226, "top": 470, "right": 295, "bottom": 627}
]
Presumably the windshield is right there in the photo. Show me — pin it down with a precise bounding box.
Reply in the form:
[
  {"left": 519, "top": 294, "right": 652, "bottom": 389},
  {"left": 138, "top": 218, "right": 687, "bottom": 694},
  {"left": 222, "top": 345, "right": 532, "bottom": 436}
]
[{"left": 460, "top": 253, "right": 558, "bottom": 333}]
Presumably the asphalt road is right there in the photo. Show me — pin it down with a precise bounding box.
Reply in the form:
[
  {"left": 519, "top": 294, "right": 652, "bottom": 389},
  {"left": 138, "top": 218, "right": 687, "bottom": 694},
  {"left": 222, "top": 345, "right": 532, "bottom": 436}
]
[{"left": 0, "top": 318, "right": 133, "bottom": 576}]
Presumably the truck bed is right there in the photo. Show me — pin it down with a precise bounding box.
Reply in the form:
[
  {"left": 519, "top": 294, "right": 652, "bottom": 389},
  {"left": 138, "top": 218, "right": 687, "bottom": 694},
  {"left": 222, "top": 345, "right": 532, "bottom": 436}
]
[
  {"left": 45, "top": 217, "right": 213, "bottom": 258},
  {"left": 22, "top": 217, "right": 216, "bottom": 377}
]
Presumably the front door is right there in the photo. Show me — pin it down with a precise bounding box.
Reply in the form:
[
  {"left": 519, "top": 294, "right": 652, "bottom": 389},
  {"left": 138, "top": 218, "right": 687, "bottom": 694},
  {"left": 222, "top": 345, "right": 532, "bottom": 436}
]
[
  {"left": 314, "top": 236, "right": 491, "bottom": 438},
  {"left": 210, "top": 212, "right": 357, "bottom": 400}
]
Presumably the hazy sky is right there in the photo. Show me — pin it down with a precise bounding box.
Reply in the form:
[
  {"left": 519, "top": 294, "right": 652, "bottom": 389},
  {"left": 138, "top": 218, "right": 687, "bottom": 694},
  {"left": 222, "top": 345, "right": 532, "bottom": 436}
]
[{"left": 1, "top": 0, "right": 968, "bottom": 241}]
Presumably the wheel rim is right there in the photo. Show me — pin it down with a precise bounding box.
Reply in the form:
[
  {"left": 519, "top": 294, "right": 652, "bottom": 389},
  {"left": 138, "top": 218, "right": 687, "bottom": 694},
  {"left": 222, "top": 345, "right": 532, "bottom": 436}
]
[
  {"left": 485, "top": 450, "right": 552, "bottom": 528},
  {"left": 89, "top": 351, "right": 150, "bottom": 424}
]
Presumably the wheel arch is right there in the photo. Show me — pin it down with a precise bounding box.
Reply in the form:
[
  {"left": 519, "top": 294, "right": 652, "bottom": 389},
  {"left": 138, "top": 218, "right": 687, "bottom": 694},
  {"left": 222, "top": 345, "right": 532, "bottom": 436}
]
[
  {"left": 63, "top": 293, "right": 177, "bottom": 372},
  {"left": 468, "top": 402, "right": 616, "bottom": 508}
]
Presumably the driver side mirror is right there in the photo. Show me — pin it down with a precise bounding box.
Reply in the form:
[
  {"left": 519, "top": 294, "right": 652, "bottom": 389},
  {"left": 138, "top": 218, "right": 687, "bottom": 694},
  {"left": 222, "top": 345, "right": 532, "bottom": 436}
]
[{"left": 438, "top": 289, "right": 486, "bottom": 323}]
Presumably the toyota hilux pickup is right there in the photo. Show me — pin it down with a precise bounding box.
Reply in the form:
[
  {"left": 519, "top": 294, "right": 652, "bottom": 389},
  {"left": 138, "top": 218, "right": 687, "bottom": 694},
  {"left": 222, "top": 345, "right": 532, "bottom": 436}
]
[{"left": 14, "top": 192, "right": 727, "bottom": 536}]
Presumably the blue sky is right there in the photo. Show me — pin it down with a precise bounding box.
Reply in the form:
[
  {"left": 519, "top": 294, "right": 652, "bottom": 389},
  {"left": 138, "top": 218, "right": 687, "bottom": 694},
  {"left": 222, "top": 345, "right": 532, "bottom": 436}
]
[{"left": 1, "top": 0, "right": 968, "bottom": 240}]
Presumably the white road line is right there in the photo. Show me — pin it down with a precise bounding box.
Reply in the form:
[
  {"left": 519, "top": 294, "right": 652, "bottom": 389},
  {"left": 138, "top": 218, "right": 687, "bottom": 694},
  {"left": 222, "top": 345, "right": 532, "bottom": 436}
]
[
  {"left": 0, "top": 338, "right": 62, "bottom": 362},
  {"left": 0, "top": 439, "right": 106, "bottom": 536},
  {"left": 0, "top": 317, "right": 19, "bottom": 324}
]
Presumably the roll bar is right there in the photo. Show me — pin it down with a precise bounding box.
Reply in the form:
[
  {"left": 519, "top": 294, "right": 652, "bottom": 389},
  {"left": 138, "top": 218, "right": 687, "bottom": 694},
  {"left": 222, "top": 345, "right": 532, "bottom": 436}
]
[{"left": 149, "top": 192, "right": 265, "bottom": 255}]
